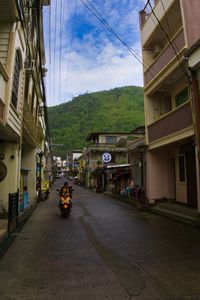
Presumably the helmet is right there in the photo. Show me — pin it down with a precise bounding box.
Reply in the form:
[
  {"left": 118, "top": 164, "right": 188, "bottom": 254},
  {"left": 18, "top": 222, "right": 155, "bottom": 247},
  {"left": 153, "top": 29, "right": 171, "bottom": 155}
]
[{"left": 64, "top": 181, "right": 68, "bottom": 186}]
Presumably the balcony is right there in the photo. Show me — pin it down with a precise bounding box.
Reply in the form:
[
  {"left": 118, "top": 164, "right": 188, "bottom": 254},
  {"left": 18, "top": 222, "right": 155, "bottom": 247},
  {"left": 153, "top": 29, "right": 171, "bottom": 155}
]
[
  {"left": 87, "top": 143, "right": 127, "bottom": 154},
  {"left": 148, "top": 101, "right": 193, "bottom": 142},
  {"left": 0, "top": 62, "right": 8, "bottom": 122},
  {"left": 144, "top": 29, "right": 185, "bottom": 86},
  {"left": 23, "top": 103, "right": 44, "bottom": 147},
  {"left": 0, "top": 1, "right": 19, "bottom": 23},
  {"left": 140, "top": 0, "right": 177, "bottom": 44}
]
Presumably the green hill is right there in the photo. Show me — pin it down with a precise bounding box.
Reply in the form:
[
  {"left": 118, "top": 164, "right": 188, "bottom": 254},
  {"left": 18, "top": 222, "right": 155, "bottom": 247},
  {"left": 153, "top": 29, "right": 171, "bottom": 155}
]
[{"left": 48, "top": 86, "right": 144, "bottom": 158}]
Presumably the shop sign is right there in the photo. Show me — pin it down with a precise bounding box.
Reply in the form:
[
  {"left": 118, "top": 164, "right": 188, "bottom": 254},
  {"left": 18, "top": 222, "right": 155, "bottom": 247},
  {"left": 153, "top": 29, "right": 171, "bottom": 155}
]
[{"left": 102, "top": 152, "right": 112, "bottom": 163}]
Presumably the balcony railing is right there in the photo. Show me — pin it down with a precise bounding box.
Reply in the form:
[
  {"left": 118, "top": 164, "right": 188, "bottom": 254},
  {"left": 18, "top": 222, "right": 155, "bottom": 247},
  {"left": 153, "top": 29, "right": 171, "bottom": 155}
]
[
  {"left": 0, "top": 62, "right": 8, "bottom": 122},
  {"left": 144, "top": 29, "right": 185, "bottom": 86},
  {"left": 23, "top": 102, "right": 44, "bottom": 146},
  {"left": 87, "top": 143, "right": 127, "bottom": 153},
  {"left": 148, "top": 101, "right": 193, "bottom": 142},
  {"left": 0, "top": 1, "right": 18, "bottom": 22}
]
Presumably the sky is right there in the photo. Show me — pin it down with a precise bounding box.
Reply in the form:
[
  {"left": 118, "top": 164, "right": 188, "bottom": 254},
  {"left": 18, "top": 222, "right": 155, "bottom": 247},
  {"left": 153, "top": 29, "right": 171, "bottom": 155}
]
[{"left": 43, "top": 0, "right": 145, "bottom": 107}]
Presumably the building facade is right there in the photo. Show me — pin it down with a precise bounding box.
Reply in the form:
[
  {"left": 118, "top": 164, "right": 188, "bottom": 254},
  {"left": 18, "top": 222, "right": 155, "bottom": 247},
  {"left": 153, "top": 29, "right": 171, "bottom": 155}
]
[
  {"left": 0, "top": 0, "right": 50, "bottom": 221},
  {"left": 139, "top": 0, "right": 200, "bottom": 210},
  {"left": 84, "top": 131, "right": 144, "bottom": 191}
]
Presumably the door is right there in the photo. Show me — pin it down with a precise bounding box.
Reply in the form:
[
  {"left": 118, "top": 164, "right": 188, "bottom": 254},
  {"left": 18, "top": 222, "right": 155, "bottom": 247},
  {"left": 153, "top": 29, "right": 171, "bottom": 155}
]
[{"left": 186, "top": 151, "right": 197, "bottom": 208}]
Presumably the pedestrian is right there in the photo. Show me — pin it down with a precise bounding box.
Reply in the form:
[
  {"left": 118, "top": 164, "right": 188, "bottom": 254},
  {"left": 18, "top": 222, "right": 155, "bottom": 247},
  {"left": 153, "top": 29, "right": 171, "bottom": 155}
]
[{"left": 130, "top": 178, "right": 135, "bottom": 196}]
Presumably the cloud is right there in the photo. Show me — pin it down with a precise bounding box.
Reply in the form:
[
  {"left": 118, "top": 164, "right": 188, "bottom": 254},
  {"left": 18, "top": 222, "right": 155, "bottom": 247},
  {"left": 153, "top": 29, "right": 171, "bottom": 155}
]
[{"left": 43, "top": 0, "right": 144, "bottom": 106}]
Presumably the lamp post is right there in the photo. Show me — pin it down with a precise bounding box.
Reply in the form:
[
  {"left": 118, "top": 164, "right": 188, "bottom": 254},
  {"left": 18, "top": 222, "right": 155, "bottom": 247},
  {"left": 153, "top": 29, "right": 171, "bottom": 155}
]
[{"left": 37, "top": 151, "right": 44, "bottom": 202}]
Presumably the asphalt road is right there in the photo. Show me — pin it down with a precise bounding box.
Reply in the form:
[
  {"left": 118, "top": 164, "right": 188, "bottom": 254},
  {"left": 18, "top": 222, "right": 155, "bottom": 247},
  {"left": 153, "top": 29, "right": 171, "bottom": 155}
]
[{"left": 0, "top": 180, "right": 200, "bottom": 300}]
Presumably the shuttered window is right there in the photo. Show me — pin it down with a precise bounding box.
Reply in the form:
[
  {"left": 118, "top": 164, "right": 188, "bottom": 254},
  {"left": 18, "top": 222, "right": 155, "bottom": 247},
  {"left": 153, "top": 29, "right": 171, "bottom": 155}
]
[{"left": 11, "top": 50, "right": 21, "bottom": 109}]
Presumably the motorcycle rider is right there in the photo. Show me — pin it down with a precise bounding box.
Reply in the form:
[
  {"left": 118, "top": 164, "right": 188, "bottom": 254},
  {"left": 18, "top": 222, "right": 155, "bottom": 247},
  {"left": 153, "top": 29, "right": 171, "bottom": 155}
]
[{"left": 59, "top": 181, "right": 73, "bottom": 208}]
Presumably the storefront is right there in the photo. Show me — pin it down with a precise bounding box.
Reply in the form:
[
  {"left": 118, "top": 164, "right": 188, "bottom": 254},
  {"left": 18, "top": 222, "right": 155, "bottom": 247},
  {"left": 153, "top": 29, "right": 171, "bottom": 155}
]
[
  {"left": 20, "top": 169, "right": 29, "bottom": 211},
  {"left": 103, "top": 164, "right": 131, "bottom": 194}
]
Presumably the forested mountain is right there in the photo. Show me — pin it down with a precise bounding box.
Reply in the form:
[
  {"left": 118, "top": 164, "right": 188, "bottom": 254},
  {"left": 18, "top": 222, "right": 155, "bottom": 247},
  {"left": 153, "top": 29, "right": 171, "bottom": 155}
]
[{"left": 48, "top": 86, "right": 144, "bottom": 158}]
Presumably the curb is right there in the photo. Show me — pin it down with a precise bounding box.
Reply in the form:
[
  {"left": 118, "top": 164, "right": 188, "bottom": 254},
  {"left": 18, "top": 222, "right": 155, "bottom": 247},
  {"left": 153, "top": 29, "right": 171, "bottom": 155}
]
[
  {"left": 103, "top": 191, "right": 149, "bottom": 211},
  {"left": 17, "top": 199, "right": 38, "bottom": 228},
  {"left": 0, "top": 229, "right": 8, "bottom": 246},
  {"left": 148, "top": 206, "right": 199, "bottom": 226},
  {"left": 0, "top": 199, "right": 38, "bottom": 249}
]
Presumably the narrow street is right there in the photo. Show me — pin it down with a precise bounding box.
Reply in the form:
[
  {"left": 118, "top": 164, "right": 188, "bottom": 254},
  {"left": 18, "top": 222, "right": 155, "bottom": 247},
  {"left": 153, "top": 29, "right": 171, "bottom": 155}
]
[{"left": 1, "top": 181, "right": 200, "bottom": 300}]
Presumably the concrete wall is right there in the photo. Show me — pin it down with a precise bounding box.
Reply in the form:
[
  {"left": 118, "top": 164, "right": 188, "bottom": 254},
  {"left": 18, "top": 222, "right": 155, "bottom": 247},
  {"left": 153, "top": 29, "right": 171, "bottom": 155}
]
[
  {"left": 0, "top": 142, "right": 21, "bottom": 212},
  {"left": 147, "top": 147, "right": 176, "bottom": 202},
  {"left": 21, "top": 144, "right": 37, "bottom": 202},
  {"left": 181, "top": 0, "right": 200, "bottom": 47}
]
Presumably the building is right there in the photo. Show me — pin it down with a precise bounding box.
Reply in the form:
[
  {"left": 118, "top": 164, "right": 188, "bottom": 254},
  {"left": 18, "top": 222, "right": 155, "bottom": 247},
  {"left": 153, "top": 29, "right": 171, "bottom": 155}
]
[
  {"left": 128, "top": 138, "right": 146, "bottom": 199},
  {"left": 66, "top": 150, "right": 82, "bottom": 176},
  {"left": 139, "top": 0, "right": 200, "bottom": 210},
  {"left": 0, "top": 0, "right": 51, "bottom": 225},
  {"left": 185, "top": 39, "right": 200, "bottom": 208},
  {"left": 84, "top": 131, "right": 144, "bottom": 191}
]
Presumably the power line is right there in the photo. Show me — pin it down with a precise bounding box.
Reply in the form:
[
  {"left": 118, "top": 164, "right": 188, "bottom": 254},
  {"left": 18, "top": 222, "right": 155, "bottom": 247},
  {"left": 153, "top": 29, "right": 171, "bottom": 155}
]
[
  {"left": 81, "top": 0, "right": 175, "bottom": 82},
  {"left": 64, "top": 0, "right": 78, "bottom": 102},
  {"left": 147, "top": 0, "right": 188, "bottom": 79},
  {"left": 60, "top": 0, "right": 67, "bottom": 104},
  {"left": 80, "top": 0, "right": 146, "bottom": 69},
  {"left": 59, "top": 0, "right": 63, "bottom": 103},
  {"left": 49, "top": 1, "right": 51, "bottom": 65},
  {"left": 140, "top": 0, "right": 181, "bottom": 84},
  {"left": 160, "top": 0, "right": 179, "bottom": 53},
  {"left": 53, "top": 0, "right": 58, "bottom": 106}
]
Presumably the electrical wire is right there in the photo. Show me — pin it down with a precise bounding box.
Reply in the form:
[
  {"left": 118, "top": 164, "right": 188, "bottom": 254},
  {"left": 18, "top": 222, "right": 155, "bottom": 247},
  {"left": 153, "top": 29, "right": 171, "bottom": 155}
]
[
  {"left": 53, "top": 0, "right": 58, "bottom": 106},
  {"left": 59, "top": 0, "right": 63, "bottom": 103},
  {"left": 147, "top": 0, "right": 188, "bottom": 79},
  {"left": 160, "top": 0, "right": 179, "bottom": 54},
  {"left": 139, "top": 0, "right": 180, "bottom": 84},
  {"left": 81, "top": 0, "right": 169, "bottom": 82},
  {"left": 64, "top": 0, "right": 78, "bottom": 102},
  {"left": 140, "top": 0, "right": 173, "bottom": 53},
  {"left": 49, "top": 1, "right": 51, "bottom": 65},
  {"left": 60, "top": 0, "right": 66, "bottom": 105},
  {"left": 80, "top": 0, "right": 145, "bottom": 69}
]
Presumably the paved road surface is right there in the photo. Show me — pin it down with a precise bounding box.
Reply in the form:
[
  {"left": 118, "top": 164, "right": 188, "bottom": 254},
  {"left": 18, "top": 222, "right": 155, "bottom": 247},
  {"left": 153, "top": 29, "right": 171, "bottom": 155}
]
[{"left": 0, "top": 180, "right": 200, "bottom": 299}]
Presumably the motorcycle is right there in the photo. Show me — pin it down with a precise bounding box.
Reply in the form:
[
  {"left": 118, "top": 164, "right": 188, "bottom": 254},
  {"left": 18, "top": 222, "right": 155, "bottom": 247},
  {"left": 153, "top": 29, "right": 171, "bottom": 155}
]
[{"left": 59, "top": 193, "right": 72, "bottom": 218}]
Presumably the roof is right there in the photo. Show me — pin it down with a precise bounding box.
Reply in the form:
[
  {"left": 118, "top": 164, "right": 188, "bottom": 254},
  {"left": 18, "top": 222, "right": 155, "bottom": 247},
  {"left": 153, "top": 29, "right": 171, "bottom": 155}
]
[
  {"left": 86, "top": 132, "right": 136, "bottom": 141},
  {"left": 106, "top": 164, "right": 130, "bottom": 169},
  {"left": 130, "top": 126, "right": 145, "bottom": 134},
  {"left": 128, "top": 137, "right": 146, "bottom": 152}
]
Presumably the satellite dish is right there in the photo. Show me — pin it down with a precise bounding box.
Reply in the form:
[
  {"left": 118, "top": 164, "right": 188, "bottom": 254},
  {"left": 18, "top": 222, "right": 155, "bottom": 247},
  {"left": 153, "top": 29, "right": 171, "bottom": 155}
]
[{"left": 0, "top": 161, "right": 7, "bottom": 182}]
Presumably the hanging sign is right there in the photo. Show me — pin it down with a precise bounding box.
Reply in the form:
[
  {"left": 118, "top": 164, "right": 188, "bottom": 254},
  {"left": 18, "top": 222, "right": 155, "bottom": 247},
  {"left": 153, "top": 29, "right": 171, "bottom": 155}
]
[{"left": 102, "top": 152, "right": 112, "bottom": 163}]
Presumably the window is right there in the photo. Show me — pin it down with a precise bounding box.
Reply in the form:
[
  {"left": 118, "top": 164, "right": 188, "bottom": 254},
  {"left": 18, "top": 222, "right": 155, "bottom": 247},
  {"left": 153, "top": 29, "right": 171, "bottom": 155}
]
[
  {"left": 11, "top": 50, "right": 21, "bottom": 109},
  {"left": 178, "top": 155, "right": 186, "bottom": 182},
  {"left": 106, "top": 136, "right": 117, "bottom": 144},
  {"left": 24, "top": 73, "right": 30, "bottom": 103},
  {"left": 0, "top": 98, "right": 4, "bottom": 120},
  {"left": 175, "top": 88, "right": 188, "bottom": 107},
  {"left": 35, "top": 100, "right": 39, "bottom": 123},
  {"left": 31, "top": 86, "right": 35, "bottom": 113}
]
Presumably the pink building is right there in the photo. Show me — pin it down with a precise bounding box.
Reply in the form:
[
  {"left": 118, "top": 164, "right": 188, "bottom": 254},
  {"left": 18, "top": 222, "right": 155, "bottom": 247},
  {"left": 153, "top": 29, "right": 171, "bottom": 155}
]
[{"left": 139, "top": 0, "right": 200, "bottom": 210}]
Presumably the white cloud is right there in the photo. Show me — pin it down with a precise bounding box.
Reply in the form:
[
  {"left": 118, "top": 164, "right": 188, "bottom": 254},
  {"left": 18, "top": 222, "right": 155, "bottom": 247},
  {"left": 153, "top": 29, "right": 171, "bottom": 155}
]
[
  {"left": 46, "top": 41, "right": 143, "bottom": 106},
  {"left": 43, "top": 0, "right": 144, "bottom": 106}
]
